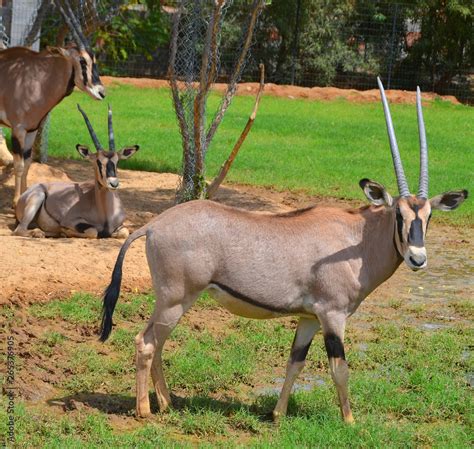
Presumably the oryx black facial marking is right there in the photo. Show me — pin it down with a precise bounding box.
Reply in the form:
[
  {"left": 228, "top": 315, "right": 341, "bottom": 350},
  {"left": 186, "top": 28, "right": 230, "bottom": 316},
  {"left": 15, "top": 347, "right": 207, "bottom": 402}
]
[
  {"left": 106, "top": 158, "right": 117, "bottom": 178},
  {"left": 91, "top": 62, "right": 101, "bottom": 85},
  {"left": 96, "top": 159, "right": 103, "bottom": 177},
  {"left": 395, "top": 206, "right": 404, "bottom": 243},
  {"left": 408, "top": 204, "right": 424, "bottom": 247},
  {"left": 79, "top": 57, "right": 88, "bottom": 85},
  {"left": 324, "top": 333, "right": 345, "bottom": 360},
  {"left": 210, "top": 281, "right": 288, "bottom": 313}
]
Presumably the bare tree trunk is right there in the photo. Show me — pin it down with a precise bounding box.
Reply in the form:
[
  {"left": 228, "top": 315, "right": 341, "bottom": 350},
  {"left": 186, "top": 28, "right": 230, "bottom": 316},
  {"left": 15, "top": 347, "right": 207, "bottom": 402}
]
[{"left": 32, "top": 114, "right": 50, "bottom": 163}]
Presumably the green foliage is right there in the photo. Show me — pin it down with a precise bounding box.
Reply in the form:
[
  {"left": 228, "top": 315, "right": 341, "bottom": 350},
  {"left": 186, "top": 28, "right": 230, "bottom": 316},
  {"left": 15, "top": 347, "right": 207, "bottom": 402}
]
[
  {"left": 95, "top": 0, "right": 170, "bottom": 63},
  {"left": 402, "top": 0, "right": 474, "bottom": 91}
]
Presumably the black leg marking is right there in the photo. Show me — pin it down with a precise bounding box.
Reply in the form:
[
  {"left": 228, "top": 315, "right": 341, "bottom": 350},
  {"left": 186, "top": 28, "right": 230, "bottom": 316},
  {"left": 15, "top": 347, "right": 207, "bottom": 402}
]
[
  {"left": 324, "top": 333, "right": 345, "bottom": 360},
  {"left": 23, "top": 149, "right": 32, "bottom": 160},
  {"left": 98, "top": 229, "right": 111, "bottom": 238},
  {"left": 75, "top": 223, "right": 95, "bottom": 233},
  {"left": 98, "top": 220, "right": 110, "bottom": 238},
  {"left": 291, "top": 340, "right": 312, "bottom": 363},
  {"left": 12, "top": 136, "right": 21, "bottom": 155}
]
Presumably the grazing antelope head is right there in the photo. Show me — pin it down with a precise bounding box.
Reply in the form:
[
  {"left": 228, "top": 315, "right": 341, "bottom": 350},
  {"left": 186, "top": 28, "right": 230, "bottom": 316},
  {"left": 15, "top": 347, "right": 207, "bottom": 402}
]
[
  {"left": 53, "top": 0, "right": 105, "bottom": 100},
  {"left": 360, "top": 78, "right": 467, "bottom": 271},
  {"left": 76, "top": 104, "right": 139, "bottom": 190},
  {"left": 66, "top": 45, "right": 105, "bottom": 100}
]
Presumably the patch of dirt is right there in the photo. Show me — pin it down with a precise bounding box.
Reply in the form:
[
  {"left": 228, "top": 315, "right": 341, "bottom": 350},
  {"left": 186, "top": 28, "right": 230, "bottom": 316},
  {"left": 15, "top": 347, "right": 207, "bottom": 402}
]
[{"left": 101, "top": 76, "right": 460, "bottom": 105}]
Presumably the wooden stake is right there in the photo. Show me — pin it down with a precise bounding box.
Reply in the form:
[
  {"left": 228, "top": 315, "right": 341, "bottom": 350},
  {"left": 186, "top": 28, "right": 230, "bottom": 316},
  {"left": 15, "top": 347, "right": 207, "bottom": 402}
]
[{"left": 207, "top": 64, "right": 265, "bottom": 199}]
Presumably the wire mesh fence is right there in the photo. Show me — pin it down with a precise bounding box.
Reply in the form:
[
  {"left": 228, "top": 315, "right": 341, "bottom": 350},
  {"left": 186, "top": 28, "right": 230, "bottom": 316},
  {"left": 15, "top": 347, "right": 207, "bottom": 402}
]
[{"left": 0, "top": 0, "right": 472, "bottom": 103}]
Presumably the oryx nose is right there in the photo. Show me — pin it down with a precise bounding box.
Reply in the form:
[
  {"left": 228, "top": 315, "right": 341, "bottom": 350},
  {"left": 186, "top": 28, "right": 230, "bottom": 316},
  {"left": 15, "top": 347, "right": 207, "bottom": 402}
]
[
  {"left": 409, "top": 256, "right": 426, "bottom": 267},
  {"left": 98, "top": 85, "right": 106, "bottom": 98},
  {"left": 108, "top": 179, "right": 119, "bottom": 189}
]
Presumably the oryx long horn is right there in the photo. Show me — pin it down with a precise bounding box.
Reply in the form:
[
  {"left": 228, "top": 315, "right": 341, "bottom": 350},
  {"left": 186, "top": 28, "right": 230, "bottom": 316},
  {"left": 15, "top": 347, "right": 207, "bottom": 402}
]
[
  {"left": 77, "top": 104, "right": 103, "bottom": 150},
  {"left": 416, "top": 86, "right": 428, "bottom": 199},
  {"left": 53, "top": 0, "right": 88, "bottom": 50},
  {"left": 108, "top": 104, "right": 115, "bottom": 151},
  {"left": 377, "top": 76, "right": 410, "bottom": 197}
]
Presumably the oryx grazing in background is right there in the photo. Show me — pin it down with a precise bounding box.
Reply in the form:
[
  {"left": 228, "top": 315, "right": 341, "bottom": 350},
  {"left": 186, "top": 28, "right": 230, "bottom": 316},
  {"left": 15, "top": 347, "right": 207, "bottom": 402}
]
[
  {"left": 0, "top": 0, "right": 105, "bottom": 207},
  {"left": 13, "top": 105, "right": 138, "bottom": 239},
  {"left": 98, "top": 78, "right": 467, "bottom": 423}
]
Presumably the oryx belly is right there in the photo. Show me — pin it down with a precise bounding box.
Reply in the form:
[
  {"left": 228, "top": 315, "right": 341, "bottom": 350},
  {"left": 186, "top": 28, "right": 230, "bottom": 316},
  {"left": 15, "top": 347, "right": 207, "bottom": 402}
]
[{"left": 207, "top": 282, "right": 312, "bottom": 320}]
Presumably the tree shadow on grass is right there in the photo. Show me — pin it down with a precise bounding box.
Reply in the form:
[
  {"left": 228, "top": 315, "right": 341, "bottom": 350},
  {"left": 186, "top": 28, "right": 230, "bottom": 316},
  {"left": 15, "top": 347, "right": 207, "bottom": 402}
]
[{"left": 47, "top": 391, "right": 281, "bottom": 422}]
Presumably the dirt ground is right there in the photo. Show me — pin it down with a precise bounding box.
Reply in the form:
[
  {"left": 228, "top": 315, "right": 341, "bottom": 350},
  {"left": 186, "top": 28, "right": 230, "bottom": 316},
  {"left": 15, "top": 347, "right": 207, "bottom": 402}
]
[
  {"left": 0, "top": 159, "right": 472, "bottom": 308},
  {"left": 101, "top": 76, "right": 461, "bottom": 105}
]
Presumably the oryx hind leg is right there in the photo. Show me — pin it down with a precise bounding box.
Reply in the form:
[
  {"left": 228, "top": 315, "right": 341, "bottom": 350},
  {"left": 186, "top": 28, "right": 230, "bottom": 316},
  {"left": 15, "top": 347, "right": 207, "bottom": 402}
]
[
  {"left": 135, "top": 294, "right": 199, "bottom": 417},
  {"left": 273, "top": 317, "right": 320, "bottom": 421},
  {"left": 320, "top": 313, "right": 354, "bottom": 424},
  {"left": 13, "top": 187, "right": 46, "bottom": 238}
]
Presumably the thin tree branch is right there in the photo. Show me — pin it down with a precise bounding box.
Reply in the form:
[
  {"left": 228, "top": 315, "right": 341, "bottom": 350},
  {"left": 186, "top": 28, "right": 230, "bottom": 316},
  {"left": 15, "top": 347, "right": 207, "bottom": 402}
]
[
  {"left": 207, "top": 64, "right": 265, "bottom": 199},
  {"left": 205, "top": 0, "right": 265, "bottom": 149}
]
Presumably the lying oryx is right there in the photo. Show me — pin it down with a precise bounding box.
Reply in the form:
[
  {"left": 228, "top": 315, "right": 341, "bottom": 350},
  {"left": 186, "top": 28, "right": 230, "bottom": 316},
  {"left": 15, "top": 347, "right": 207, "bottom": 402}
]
[
  {"left": 13, "top": 105, "right": 138, "bottom": 238},
  {"left": 0, "top": 0, "right": 105, "bottom": 207},
  {"left": 99, "top": 79, "right": 467, "bottom": 423}
]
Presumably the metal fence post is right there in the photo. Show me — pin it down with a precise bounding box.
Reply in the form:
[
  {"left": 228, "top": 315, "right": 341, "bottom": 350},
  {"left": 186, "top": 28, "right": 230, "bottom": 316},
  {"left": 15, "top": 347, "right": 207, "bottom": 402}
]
[
  {"left": 290, "top": 0, "right": 302, "bottom": 85},
  {"left": 387, "top": 3, "right": 399, "bottom": 89}
]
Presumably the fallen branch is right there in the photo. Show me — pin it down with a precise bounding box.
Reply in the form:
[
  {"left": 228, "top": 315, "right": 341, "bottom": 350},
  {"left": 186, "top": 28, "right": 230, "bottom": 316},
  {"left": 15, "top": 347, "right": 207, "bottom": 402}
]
[{"left": 207, "top": 64, "right": 265, "bottom": 199}]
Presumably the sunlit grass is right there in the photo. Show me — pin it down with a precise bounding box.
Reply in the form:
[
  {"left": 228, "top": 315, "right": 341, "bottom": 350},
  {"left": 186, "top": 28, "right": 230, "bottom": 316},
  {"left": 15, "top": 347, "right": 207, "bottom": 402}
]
[{"left": 3, "top": 292, "right": 471, "bottom": 448}]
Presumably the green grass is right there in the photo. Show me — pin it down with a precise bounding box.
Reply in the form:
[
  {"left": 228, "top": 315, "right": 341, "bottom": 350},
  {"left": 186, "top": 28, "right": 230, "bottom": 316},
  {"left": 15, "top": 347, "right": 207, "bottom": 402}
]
[
  {"left": 2, "top": 292, "right": 473, "bottom": 448},
  {"left": 7, "top": 84, "right": 470, "bottom": 224}
]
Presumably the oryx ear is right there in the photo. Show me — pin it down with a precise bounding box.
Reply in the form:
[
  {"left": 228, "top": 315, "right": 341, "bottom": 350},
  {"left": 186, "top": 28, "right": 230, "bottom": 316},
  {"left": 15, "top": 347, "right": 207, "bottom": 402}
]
[
  {"left": 118, "top": 145, "right": 139, "bottom": 160},
  {"left": 359, "top": 178, "right": 393, "bottom": 207},
  {"left": 430, "top": 190, "right": 468, "bottom": 211},
  {"left": 76, "top": 144, "right": 92, "bottom": 159}
]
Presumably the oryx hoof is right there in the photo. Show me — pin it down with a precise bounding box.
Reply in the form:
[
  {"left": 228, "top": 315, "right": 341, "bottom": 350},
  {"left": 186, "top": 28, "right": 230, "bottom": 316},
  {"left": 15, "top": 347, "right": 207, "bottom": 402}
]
[
  {"left": 272, "top": 409, "right": 285, "bottom": 424},
  {"left": 112, "top": 227, "right": 129, "bottom": 239},
  {"left": 136, "top": 408, "right": 152, "bottom": 419},
  {"left": 30, "top": 229, "right": 46, "bottom": 238}
]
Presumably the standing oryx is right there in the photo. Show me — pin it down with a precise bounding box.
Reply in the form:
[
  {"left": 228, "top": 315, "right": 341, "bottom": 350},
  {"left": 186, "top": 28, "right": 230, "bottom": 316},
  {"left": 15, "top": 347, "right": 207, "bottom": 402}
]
[
  {"left": 0, "top": 1, "right": 105, "bottom": 207},
  {"left": 13, "top": 105, "right": 138, "bottom": 239},
  {"left": 99, "top": 78, "right": 467, "bottom": 423}
]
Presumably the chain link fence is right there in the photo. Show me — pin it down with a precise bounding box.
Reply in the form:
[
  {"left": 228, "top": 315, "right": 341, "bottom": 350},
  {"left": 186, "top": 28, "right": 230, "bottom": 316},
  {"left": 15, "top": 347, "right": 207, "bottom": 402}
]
[{"left": 0, "top": 1, "right": 472, "bottom": 103}]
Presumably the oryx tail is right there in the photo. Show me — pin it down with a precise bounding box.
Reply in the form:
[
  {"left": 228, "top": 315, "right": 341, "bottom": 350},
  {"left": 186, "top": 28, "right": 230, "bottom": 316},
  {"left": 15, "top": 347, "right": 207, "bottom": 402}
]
[{"left": 100, "top": 226, "right": 148, "bottom": 341}]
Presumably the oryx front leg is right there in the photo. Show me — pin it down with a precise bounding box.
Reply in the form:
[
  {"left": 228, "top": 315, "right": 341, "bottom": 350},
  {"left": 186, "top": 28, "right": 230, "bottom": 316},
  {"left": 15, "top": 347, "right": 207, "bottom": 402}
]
[
  {"left": 13, "top": 187, "right": 46, "bottom": 238},
  {"left": 322, "top": 316, "right": 354, "bottom": 424},
  {"left": 273, "top": 318, "right": 320, "bottom": 421}
]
